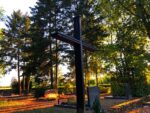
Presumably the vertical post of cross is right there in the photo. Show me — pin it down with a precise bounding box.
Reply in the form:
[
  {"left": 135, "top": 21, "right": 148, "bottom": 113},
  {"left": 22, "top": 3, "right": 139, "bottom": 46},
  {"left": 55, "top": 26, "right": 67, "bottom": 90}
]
[{"left": 74, "top": 16, "right": 85, "bottom": 113}]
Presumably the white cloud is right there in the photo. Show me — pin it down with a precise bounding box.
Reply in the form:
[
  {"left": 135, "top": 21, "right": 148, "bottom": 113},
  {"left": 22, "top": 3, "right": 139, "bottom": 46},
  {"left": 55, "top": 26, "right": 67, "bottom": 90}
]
[
  {"left": 0, "top": 0, "right": 37, "bottom": 16},
  {"left": 0, "top": 0, "right": 37, "bottom": 28}
]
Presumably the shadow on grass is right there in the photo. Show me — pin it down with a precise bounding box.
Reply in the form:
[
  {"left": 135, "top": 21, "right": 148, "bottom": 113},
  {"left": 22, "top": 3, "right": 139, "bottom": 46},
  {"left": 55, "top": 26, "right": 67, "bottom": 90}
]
[
  {"left": 14, "top": 108, "right": 54, "bottom": 113},
  {"left": 14, "top": 107, "right": 76, "bottom": 113}
]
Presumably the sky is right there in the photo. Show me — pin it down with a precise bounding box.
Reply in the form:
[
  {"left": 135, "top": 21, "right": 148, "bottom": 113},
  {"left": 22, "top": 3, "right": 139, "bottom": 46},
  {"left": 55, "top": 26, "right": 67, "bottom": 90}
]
[
  {"left": 0, "top": 0, "right": 37, "bottom": 86},
  {"left": 0, "top": 0, "right": 37, "bottom": 28},
  {"left": 0, "top": 0, "right": 69, "bottom": 86}
]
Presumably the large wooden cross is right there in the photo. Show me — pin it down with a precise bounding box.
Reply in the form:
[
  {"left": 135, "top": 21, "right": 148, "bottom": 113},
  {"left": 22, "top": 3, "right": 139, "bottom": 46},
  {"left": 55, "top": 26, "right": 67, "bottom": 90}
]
[{"left": 52, "top": 16, "right": 95, "bottom": 113}]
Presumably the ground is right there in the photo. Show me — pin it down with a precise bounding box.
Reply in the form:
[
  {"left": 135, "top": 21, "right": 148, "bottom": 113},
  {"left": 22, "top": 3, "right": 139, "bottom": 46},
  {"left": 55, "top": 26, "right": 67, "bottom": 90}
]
[{"left": 0, "top": 95, "right": 150, "bottom": 113}]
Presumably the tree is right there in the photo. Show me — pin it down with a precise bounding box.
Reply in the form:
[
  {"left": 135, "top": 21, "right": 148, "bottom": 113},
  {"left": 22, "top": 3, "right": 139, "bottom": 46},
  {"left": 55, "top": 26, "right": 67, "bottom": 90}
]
[
  {"left": 26, "top": 0, "right": 73, "bottom": 89},
  {"left": 2, "top": 10, "right": 30, "bottom": 95},
  {"left": 0, "top": 7, "right": 4, "bottom": 21},
  {"left": 0, "top": 29, "right": 6, "bottom": 77},
  {"left": 0, "top": 8, "right": 5, "bottom": 77},
  {"left": 97, "top": 0, "right": 150, "bottom": 96}
]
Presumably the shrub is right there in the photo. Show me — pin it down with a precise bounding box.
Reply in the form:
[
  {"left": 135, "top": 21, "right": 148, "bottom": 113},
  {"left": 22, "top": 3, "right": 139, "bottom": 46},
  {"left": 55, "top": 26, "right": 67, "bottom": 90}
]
[
  {"left": 34, "top": 87, "right": 47, "bottom": 99},
  {"left": 111, "top": 81, "right": 126, "bottom": 97},
  {"left": 11, "top": 78, "right": 19, "bottom": 94},
  {"left": 131, "top": 76, "right": 148, "bottom": 97},
  {"left": 99, "top": 86, "right": 110, "bottom": 94},
  {"left": 11, "top": 78, "right": 32, "bottom": 94},
  {"left": 111, "top": 75, "right": 149, "bottom": 97}
]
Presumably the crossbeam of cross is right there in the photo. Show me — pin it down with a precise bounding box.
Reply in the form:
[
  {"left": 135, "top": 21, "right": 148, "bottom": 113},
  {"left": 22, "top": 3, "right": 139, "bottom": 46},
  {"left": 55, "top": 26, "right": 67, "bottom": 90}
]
[
  {"left": 51, "top": 32, "right": 95, "bottom": 51},
  {"left": 52, "top": 16, "right": 95, "bottom": 113}
]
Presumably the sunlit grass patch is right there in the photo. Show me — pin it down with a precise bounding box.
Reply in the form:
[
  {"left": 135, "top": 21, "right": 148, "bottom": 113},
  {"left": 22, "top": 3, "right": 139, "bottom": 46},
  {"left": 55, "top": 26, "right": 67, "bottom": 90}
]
[
  {"left": 0, "top": 100, "right": 26, "bottom": 108},
  {"left": 0, "top": 86, "right": 11, "bottom": 90}
]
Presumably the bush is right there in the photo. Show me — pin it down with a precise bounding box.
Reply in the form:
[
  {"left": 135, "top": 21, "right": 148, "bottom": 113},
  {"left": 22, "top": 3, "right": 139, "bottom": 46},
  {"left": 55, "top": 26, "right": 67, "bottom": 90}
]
[
  {"left": 11, "top": 79, "right": 19, "bottom": 94},
  {"left": 11, "top": 78, "right": 32, "bottom": 94},
  {"left": 111, "top": 75, "right": 149, "bottom": 97},
  {"left": 99, "top": 85, "right": 110, "bottom": 94},
  {"left": 111, "top": 81, "right": 126, "bottom": 97},
  {"left": 58, "top": 85, "right": 75, "bottom": 94},
  {"left": 34, "top": 87, "right": 47, "bottom": 99},
  {"left": 131, "top": 76, "right": 148, "bottom": 97}
]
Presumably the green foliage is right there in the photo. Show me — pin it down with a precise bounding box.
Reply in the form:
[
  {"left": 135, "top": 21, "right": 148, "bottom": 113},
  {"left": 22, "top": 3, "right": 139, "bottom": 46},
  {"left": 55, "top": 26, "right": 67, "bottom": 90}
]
[
  {"left": 111, "top": 76, "right": 149, "bottom": 97},
  {"left": 99, "top": 85, "right": 110, "bottom": 94},
  {"left": 58, "top": 85, "right": 75, "bottom": 94},
  {"left": 11, "top": 78, "right": 32, "bottom": 94},
  {"left": 11, "top": 78, "right": 19, "bottom": 94},
  {"left": 131, "top": 76, "right": 148, "bottom": 97},
  {"left": 89, "top": 80, "right": 96, "bottom": 86},
  {"left": 111, "top": 81, "right": 126, "bottom": 97},
  {"left": 34, "top": 86, "right": 47, "bottom": 99},
  {"left": 2, "top": 0, "right": 150, "bottom": 99},
  {"left": 0, "top": 7, "right": 4, "bottom": 21}
]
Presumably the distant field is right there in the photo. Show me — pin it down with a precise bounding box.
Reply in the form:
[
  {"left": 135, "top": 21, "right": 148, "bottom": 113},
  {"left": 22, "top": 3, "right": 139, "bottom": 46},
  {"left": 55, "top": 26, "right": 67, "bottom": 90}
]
[{"left": 0, "top": 86, "right": 11, "bottom": 90}]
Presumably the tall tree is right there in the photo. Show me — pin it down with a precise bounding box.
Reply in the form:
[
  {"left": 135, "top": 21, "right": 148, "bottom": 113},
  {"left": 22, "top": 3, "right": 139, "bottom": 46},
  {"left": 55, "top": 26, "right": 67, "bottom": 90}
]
[
  {"left": 2, "top": 10, "right": 30, "bottom": 95},
  {"left": 26, "top": 0, "right": 73, "bottom": 88},
  {"left": 97, "top": 0, "right": 150, "bottom": 96}
]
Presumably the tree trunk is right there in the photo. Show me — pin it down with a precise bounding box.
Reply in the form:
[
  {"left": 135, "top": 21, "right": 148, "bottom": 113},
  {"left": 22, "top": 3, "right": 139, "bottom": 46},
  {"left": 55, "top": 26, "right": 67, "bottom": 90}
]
[
  {"left": 22, "top": 74, "right": 25, "bottom": 94},
  {"left": 95, "top": 68, "right": 98, "bottom": 86},
  {"left": 17, "top": 49, "right": 21, "bottom": 95},
  {"left": 49, "top": 38, "right": 54, "bottom": 89},
  {"left": 25, "top": 76, "right": 30, "bottom": 94},
  {"left": 55, "top": 39, "right": 58, "bottom": 89},
  {"left": 85, "top": 51, "right": 89, "bottom": 87}
]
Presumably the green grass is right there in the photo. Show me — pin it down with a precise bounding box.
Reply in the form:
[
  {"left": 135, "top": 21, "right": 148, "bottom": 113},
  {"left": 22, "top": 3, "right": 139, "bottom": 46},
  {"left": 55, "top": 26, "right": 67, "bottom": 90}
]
[
  {"left": 15, "top": 108, "right": 54, "bottom": 113},
  {"left": 0, "top": 86, "right": 11, "bottom": 90},
  {"left": 15, "top": 107, "right": 76, "bottom": 113},
  {"left": 0, "top": 100, "right": 25, "bottom": 108}
]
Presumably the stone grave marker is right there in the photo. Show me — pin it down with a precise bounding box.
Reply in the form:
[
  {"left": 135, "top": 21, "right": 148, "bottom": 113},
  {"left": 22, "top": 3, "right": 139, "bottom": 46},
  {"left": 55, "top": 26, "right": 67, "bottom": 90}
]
[
  {"left": 87, "top": 86, "right": 100, "bottom": 108},
  {"left": 125, "top": 83, "right": 132, "bottom": 99}
]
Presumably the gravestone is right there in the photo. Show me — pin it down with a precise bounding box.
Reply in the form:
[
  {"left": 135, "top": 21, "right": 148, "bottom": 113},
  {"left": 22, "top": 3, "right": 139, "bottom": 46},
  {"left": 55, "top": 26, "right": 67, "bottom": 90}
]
[{"left": 87, "top": 86, "right": 100, "bottom": 108}]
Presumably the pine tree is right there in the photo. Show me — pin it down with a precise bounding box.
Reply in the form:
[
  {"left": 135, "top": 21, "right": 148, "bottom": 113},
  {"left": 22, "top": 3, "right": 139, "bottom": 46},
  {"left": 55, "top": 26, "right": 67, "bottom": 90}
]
[
  {"left": 2, "top": 10, "right": 30, "bottom": 95},
  {"left": 26, "top": 0, "right": 73, "bottom": 88}
]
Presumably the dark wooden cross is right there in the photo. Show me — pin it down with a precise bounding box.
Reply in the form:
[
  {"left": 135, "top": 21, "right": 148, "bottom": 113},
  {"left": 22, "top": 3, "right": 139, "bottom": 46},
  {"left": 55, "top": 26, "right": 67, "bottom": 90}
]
[{"left": 52, "top": 16, "right": 95, "bottom": 113}]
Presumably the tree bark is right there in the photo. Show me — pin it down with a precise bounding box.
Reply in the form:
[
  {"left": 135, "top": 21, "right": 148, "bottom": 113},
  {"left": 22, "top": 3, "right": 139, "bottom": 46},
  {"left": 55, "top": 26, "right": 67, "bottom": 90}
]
[
  {"left": 95, "top": 68, "right": 98, "bottom": 86},
  {"left": 17, "top": 49, "right": 22, "bottom": 95},
  {"left": 25, "top": 76, "right": 30, "bottom": 94},
  {"left": 55, "top": 39, "right": 58, "bottom": 89},
  {"left": 22, "top": 74, "right": 25, "bottom": 94},
  {"left": 49, "top": 38, "right": 54, "bottom": 89}
]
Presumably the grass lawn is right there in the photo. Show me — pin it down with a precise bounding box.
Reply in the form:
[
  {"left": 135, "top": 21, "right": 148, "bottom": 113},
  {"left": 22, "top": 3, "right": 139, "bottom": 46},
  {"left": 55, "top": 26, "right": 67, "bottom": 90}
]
[
  {"left": 0, "top": 86, "right": 11, "bottom": 90},
  {"left": 15, "top": 108, "right": 54, "bottom": 113},
  {"left": 15, "top": 107, "right": 76, "bottom": 113},
  {"left": 0, "top": 100, "right": 25, "bottom": 108}
]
